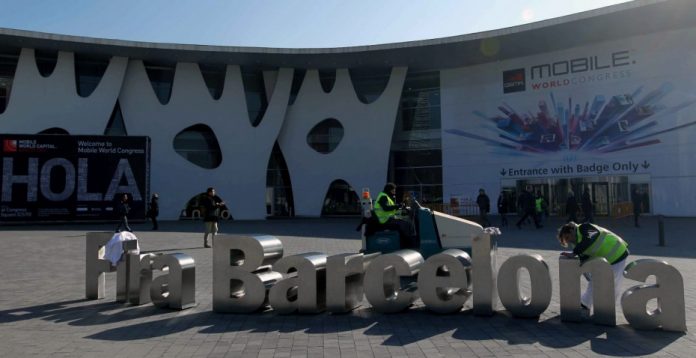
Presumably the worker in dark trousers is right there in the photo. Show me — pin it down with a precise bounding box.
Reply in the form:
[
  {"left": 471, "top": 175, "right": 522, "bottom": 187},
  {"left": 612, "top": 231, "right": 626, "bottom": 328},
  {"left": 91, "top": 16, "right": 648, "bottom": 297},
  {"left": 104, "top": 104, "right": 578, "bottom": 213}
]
[
  {"left": 115, "top": 194, "right": 132, "bottom": 232},
  {"left": 517, "top": 186, "right": 541, "bottom": 229}
]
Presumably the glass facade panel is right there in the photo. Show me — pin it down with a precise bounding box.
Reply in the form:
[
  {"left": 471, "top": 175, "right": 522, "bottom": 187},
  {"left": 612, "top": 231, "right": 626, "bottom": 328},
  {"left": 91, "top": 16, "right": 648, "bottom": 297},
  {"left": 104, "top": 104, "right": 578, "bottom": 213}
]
[
  {"left": 75, "top": 54, "right": 110, "bottom": 97},
  {"left": 241, "top": 68, "right": 268, "bottom": 126},
  {"left": 38, "top": 127, "right": 69, "bottom": 135},
  {"left": 0, "top": 48, "right": 20, "bottom": 114},
  {"left": 35, "top": 50, "right": 58, "bottom": 77},
  {"left": 318, "top": 69, "right": 335, "bottom": 93},
  {"left": 199, "top": 63, "right": 226, "bottom": 100},
  {"left": 349, "top": 68, "right": 391, "bottom": 104},
  {"left": 307, "top": 118, "right": 344, "bottom": 154},
  {"left": 266, "top": 142, "right": 294, "bottom": 216},
  {"left": 173, "top": 124, "right": 222, "bottom": 169},
  {"left": 321, "top": 180, "right": 360, "bottom": 216},
  {"left": 104, "top": 101, "right": 128, "bottom": 136},
  {"left": 389, "top": 71, "right": 442, "bottom": 204},
  {"left": 288, "top": 69, "right": 306, "bottom": 105},
  {"left": 144, "top": 61, "right": 175, "bottom": 105}
]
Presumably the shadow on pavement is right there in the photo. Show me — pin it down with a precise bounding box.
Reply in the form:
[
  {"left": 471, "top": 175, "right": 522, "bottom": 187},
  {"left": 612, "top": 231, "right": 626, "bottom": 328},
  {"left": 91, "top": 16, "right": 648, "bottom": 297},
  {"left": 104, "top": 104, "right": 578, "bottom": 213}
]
[{"left": 0, "top": 299, "right": 672, "bottom": 357}]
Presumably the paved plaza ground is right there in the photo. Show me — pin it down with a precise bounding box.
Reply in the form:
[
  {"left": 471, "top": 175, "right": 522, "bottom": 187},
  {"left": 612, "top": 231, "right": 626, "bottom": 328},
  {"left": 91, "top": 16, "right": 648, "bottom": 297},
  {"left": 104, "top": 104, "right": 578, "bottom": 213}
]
[{"left": 1, "top": 215, "right": 696, "bottom": 357}]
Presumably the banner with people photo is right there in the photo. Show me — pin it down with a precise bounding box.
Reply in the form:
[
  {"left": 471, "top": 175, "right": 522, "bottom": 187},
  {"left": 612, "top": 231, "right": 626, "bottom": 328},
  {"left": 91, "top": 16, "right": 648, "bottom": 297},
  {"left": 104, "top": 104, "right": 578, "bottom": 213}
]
[{"left": 441, "top": 27, "right": 696, "bottom": 216}]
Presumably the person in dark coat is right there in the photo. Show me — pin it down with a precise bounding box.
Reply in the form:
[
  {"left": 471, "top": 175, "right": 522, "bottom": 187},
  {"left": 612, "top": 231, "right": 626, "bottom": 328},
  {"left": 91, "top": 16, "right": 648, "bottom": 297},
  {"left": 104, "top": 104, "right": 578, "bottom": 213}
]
[
  {"left": 581, "top": 187, "right": 594, "bottom": 223},
  {"left": 631, "top": 188, "right": 642, "bottom": 228},
  {"left": 497, "top": 191, "right": 509, "bottom": 227},
  {"left": 115, "top": 193, "right": 132, "bottom": 232},
  {"left": 147, "top": 193, "right": 159, "bottom": 230},
  {"left": 476, "top": 188, "right": 491, "bottom": 227},
  {"left": 201, "top": 187, "right": 225, "bottom": 248},
  {"left": 566, "top": 190, "right": 578, "bottom": 223},
  {"left": 516, "top": 186, "right": 541, "bottom": 229}
]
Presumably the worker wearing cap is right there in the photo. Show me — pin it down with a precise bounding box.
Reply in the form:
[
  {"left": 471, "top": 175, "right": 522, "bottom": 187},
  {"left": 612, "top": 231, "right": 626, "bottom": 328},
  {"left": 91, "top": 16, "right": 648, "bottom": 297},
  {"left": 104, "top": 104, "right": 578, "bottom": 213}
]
[
  {"left": 374, "top": 183, "right": 415, "bottom": 248},
  {"left": 557, "top": 221, "right": 630, "bottom": 310}
]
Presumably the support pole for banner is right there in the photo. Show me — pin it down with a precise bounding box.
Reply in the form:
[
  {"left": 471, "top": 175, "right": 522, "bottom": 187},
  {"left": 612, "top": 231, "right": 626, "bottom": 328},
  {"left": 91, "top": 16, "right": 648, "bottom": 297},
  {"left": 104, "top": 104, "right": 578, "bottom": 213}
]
[{"left": 658, "top": 215, "right": 665, "bottom": 247}]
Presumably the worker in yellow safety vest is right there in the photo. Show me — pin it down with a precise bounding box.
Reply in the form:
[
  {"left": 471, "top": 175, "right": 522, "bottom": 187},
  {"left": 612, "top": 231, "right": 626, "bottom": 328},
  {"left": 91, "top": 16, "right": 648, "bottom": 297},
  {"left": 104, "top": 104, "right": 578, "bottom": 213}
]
[
  {"left": 557, "top": 221, "right": 630, "bottom": 310},
  {"left": 374, "top": 183, "right": 415, "bottom": 248}
]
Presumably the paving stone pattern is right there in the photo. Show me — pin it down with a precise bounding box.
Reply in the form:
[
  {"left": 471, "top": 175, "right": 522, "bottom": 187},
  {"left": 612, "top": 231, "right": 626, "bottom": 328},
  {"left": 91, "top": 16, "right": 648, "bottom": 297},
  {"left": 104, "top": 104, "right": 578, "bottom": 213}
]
[{"left": 1, "top": 216, "right": 696, "bottom": 357}]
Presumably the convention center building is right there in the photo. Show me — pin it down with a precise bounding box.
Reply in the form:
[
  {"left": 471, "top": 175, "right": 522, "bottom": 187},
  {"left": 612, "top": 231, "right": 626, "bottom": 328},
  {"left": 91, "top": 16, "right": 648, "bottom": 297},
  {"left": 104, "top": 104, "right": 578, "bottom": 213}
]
[{"left": 1, "top": 0, "right": 696, "bottom": 220}]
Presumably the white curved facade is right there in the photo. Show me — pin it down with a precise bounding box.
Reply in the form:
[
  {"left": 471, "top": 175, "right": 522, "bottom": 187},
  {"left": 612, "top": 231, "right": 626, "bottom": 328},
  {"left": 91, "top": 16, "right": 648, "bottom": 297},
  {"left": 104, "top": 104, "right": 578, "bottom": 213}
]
[{"left": 2, "top": 0, "right": 696, "bottom": 219}]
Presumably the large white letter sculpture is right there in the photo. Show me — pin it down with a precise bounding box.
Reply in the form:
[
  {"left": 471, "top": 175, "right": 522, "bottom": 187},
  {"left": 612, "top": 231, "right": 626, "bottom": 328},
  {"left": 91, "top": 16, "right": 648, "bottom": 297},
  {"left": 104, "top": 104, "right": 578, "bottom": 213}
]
[
  {"left": 621, "top": 259, "right": 686, "bottom": 332},
  {"left": 213, "top": 234, "right": 284, "bottom": 313}
]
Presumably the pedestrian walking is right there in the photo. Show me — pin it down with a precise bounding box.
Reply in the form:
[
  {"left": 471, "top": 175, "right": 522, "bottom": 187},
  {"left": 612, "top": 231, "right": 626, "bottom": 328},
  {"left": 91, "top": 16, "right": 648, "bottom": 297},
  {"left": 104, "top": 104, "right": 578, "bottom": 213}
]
[
  {"left": 147, "top": 193, "right": 159, "bottom": 230},
  {"left": 516, "top": 186, "right": 541, "bottom": 229},
  {"left": 497, "top": 190, "right": 509, "bottom": 227},
  {"left": 476, "top": 188, "right": 491, "bottom": 227},
  {"left": 582, "top": 187, "right": 594, "bottom": 223},
  {"left": 566, "top": 191, "right": 578, "bottom": 223},
  {"left": 201, "top": 187, "right": 225, "bottom": 248},
  {"left": 115, "top": 193, "right": 132, "bottom": 232}
]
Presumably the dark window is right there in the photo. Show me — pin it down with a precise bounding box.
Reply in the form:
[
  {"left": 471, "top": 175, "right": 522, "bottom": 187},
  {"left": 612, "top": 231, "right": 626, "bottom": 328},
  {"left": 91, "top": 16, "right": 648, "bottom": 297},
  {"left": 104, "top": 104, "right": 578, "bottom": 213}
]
[
  {"left": 75, "top": 54, "right": 110, "bottom": 97},
  {"left": 288, "top": 69, "right": 306, "bottom": 105},
  {"left": 35, "top": 49, "right": 58, "bottom": 77},
  {"left": 104, "top": 101, "right": 128, "bottom": 136},
  {"left": 173, "top": 124, "right": 222, "bottom": 169},
  {"left": 144, "top": 61, "right": 175, "bottom": 105},
  {"left": 266, "top": 142, "right": 294, "bottom": 217},
  {"left": 318, "top": 69, "right": 335, "bottom": 93},
  {"left": 307, "top": 118, "right": 344, "bottom": 154},
  {"left": 0, "top": 47, "right": 20, "bottom": 114},
  {"left": 199, "top": 63, "right": 226, "bottom": 100},
  {"left": 392, "top": 150, "right": 442, "bottom": 168},
  {"left": 321, "top": 179, "right": 359, "bottom": 216},
  {"left": 38, "top": 127, "right": 69, "bottom": 135},
  {"left": 241, "top": 67, "right": 268, "bottom": 126},
  {"left": 393, "top": 167, "right": 443, "bottom": 186},
  {"left": 389, "top": 71, "right": 442, "bottom": 204},
  {"left": 349, "top": 68, "right": 391, "bottom": 104}
]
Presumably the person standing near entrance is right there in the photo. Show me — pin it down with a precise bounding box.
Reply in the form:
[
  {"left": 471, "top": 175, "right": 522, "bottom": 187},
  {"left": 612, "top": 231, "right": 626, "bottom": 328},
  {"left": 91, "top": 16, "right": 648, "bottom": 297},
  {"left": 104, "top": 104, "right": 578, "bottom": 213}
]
[
  {"left": 566, "top": 191, "right": 578, "bottom": 223},
  {"left": 535, "top": 191, "right": 546, "bottom": 225},
  {"left": 201, "top": 187, "right": 225, "bottom": 248},
  {"left": 147, "top": 193, "right": 159, "bottom": 230},
  {"left": 497, "top": 190, "right": 509, "bottom": 227},
  {"left": 516, "top": 186, "right": 541, "bottom": 229},
  {"left": 631, "top": 188, "right": 642, "bottom": 228},
  {"left": 115, "top": 194, "right": 132, "bottom": 232},
  {"left": 476, "top": 188, "right": 491, "bottom": 227},
  {"left": 557, "top": 222, "right": 630, "bottom": 310},
  {"left": 581, "top": 187, "right": 594, "bottom": 223}
]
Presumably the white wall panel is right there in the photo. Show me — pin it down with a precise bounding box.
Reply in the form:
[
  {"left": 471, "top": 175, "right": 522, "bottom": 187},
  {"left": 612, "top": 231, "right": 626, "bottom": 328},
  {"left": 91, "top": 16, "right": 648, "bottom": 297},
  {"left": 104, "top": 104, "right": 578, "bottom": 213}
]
[
  {"left": 278, "top": 67, "right": 407, "bottom": 217},
  {"left": 119, "top": 61, "right": 292, "bottom": 220},
  {"left": 0, "top": 48, "right": 127, "bottom": 134}
]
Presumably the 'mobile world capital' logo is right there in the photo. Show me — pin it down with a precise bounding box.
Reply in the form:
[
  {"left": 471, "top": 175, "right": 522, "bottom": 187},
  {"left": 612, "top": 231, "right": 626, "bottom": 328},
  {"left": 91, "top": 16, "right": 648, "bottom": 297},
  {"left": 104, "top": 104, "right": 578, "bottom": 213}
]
[{"left": 503, "top": 50, "right": 635, "bottom": 93}]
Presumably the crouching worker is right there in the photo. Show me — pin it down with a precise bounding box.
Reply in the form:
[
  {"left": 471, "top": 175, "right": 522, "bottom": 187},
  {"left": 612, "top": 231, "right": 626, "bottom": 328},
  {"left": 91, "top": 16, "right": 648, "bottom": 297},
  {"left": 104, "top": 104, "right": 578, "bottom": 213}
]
[
  {"left": 374, "top": 183, "right": 416, "bottom": 248},
  {"left": 557, "top": 222, "right": 630, "bottom": 310}
]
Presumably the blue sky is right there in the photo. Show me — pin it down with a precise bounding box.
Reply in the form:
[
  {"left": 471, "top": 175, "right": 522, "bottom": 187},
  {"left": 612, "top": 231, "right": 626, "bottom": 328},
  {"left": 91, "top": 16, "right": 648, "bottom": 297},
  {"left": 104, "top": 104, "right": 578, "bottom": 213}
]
[{"left": 0, "top": 0, "right": 632, "bottom": 48}]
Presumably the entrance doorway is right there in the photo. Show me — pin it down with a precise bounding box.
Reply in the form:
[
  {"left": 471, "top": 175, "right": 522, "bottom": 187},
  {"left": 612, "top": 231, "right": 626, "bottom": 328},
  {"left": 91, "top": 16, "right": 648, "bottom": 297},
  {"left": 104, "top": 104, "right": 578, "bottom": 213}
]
[
  {"left": 503, "top": 175, "right": 651, "bottom": 217},
  {"left": 591, "top": 183, "right": 609, "bottom": 216}
]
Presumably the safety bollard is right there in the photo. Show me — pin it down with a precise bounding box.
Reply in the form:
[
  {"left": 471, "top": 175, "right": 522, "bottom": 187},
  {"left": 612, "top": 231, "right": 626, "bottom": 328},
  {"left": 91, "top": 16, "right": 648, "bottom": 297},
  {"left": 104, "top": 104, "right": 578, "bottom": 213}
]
[{"left": 658, "top": 215, "right": 665, "bottom": 247}]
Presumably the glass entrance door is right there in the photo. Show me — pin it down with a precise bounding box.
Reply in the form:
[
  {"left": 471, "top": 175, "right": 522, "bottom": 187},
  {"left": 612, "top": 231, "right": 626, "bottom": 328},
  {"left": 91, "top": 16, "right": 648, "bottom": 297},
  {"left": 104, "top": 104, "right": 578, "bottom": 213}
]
[{"left": 591, "top": 183, "right": 609, "bottom": 216}]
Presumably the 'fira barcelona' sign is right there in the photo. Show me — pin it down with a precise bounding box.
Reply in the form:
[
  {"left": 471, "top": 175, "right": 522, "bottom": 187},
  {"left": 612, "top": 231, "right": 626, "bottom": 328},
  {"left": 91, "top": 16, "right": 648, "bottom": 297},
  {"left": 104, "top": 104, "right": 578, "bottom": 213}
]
[{"left": 86, "top": 233, "right": 686, "bottom": 332}]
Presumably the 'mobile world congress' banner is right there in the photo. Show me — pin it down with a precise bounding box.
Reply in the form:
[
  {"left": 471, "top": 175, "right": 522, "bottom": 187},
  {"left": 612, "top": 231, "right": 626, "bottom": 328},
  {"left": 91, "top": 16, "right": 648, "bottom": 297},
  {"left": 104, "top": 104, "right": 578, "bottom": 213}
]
[
  {"left": 1, "top": 135, "right": 150, "bottom": 222},
  {"left": 441, "top": 27, "right": 696, "bottom": 216}
]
